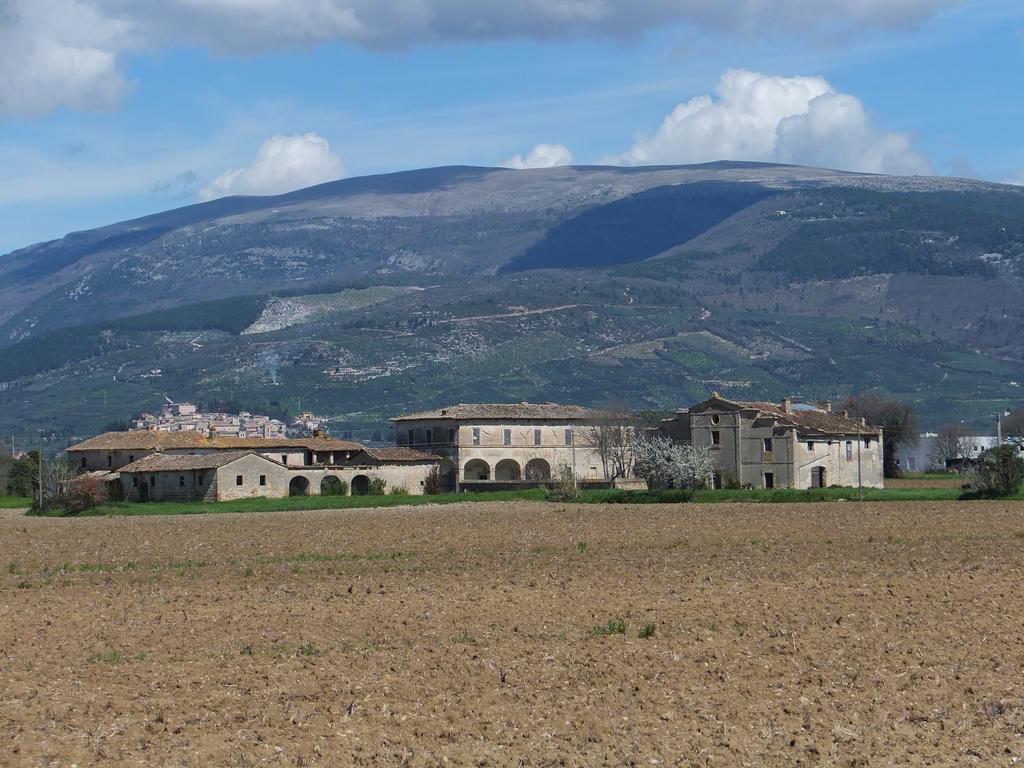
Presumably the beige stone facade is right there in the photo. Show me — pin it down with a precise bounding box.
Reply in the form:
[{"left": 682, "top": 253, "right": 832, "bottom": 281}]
[
  {"left": 73, "top": 434, "right": 441, "bottom": 503},
  {"left": 393, "top": 402, "right": 609, "bottom": 489},
  {"left": 657, "top": 395, "right": 884, "bottom": 490},
  {"left": 119, "top": 452, "right": 291, "bottom": 502}
]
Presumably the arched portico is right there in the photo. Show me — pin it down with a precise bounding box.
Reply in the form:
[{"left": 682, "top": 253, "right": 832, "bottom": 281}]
[
  {"left": 321, "top": 475, "right": 346, "bottom": 496},
  {"left": 524, "top": 458, "right": 552, "bottom": 480},
  {"left": 494, "top": 459, "right": 521, "bottom": 481},
  {"left": 463, "top": 459, "right": 490, "bottom": 481},
  {"left": 289, "top": 476, "right": 311, "bottom": 496},
  {"left": 351, "top": 475, "right": 371, "bottom": 496}
]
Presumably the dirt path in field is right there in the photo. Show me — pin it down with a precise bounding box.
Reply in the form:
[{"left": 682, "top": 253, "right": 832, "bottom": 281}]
[{"left": 3, "top": 500, "right": 1024, "bottom": 766}]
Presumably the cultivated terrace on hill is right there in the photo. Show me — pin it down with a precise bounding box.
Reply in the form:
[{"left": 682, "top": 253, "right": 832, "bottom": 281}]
[{"left": 1, "top": 162, "right": 1023, "bottom": 438}]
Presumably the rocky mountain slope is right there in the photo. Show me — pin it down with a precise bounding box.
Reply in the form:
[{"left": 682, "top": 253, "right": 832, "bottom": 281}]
[{"left": 2, "top": 161, "right": 1023, "bottom": 438}]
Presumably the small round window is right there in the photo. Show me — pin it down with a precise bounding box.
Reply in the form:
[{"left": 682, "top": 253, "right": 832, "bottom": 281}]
[{"left": 710, "top": 414, "right": 720, "bottom": 424}]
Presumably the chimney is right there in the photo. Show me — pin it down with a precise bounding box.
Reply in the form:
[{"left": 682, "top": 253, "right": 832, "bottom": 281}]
[
  {"left": 782, "top": 397, "right": 792, "bottom": 413},
  {"left": 208, "top": 426, "right": 216, "bottom": 439},
  {"left": 313, "top": 427, "right": 325, "bottom": 438}
]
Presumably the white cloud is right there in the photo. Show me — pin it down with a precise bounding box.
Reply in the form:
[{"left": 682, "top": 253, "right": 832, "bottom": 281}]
[
  {"left": 0, "top": 0, "right": 134, "bottom": 116},
  {"left": 0, "top": 0, "right": 958, "bottom": 116},
  {"left": 197, "top": 133, "right": 345, "bottom": 201},
  {"left": 607, "top": 69, "right": 931, "bottom": 175},
  {"left": 503, "top": 143, "right": 574, "bottom": 169}
]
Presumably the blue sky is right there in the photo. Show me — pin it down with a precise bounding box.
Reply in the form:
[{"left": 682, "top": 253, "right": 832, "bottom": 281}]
[{"left": 0, "top": 0, "right": 1022, "bottom": 255}]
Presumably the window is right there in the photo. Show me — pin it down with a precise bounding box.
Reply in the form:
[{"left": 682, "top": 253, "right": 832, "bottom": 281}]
[
  {"left": 864, "top": 437, "right": 871, "bottom": 448},
  {"left": 503, "top": 428, "right": 512, "bottom": 446},
  {"left": 107, "top": 455, "right": 112, "bottom": 468},
  {"left": 281, "top": 454, "right": 288, "bottom": 465},
  {"left": 846, "top": 441, "right": 853, "bottom": 461},
  {"left": 472, "top": 427, "right": 481, "bottom": 446},
  {"left": 711, "top": 414, "right": 720, "bottom": 425},
  {"left": 179, "top": 476, "right": 185, "bottom": 487},
  {"left": 763, "top": 438, "right": 773, "bottom": 453},
  {"left": 807, "top": 441, "right": 814, "bottom": 452},
  {"left": 198, "top": 475, "right": 203, "bottom": 486},
  {"left": 150, "top": 476, "right": 156, "bottom": 487},
  {"left": 132, "top": 476, "right": 138, "bottom": 488},
  {"left": 425, "top": 429, "right": 433, "bottom": 444},
  {"left": 764, "top": 472, "right": 774, "bottom": 489},
  {"left": 448, "top": 429, "right": 456, "bottom": 444},
  {"left": 80, "top": 457, "right": 86, "bottom": 468},
  {"left": 236, "top": 475, "right": 244, "bottom": 486},
  {"left": 129, "top": 455, "right": 134, "bottom": 463},
  {"left": 564, "top": 428, "right": 573, "bottom": 446},
  {"left": 259, "top": 475, "right": 266, "bottom": 486},
  {"left": 711, "top": 430, "right": 721, "bottom": 446},
  {"left": 534, "top": 428, "right": 542, "bottom": 446}
]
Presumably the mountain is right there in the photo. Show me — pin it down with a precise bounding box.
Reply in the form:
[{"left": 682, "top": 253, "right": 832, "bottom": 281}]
[{"left": 2, "top": 161, "right": 1023, "bottom": 440}]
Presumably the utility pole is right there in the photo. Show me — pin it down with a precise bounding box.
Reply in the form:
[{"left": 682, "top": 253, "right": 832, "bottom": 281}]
[
  {"left": 857, "top": 429, "right": 863, "bottom": 501},
  {"left": 37, "top": 433, "right": 44, "bottom": 510}
]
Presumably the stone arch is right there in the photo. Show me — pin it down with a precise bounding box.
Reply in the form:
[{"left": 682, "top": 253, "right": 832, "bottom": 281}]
[
  {"left": 463, "top": 459, "right": 490, "bottom": 481},
  {"left": 494, "top": 459, "right": 521, "bottom": 481},
  {"left": 351, "top": 475, "right": 371, "bottom": 496},
  {"left": 524, "top": 458, "right": 551, "bottom": 480},
  {"left": 289, "top": 476, "right": 311, "bottom": 497},
  {"left": 321, "top": 475, "right": 346, "bottom": 496}
]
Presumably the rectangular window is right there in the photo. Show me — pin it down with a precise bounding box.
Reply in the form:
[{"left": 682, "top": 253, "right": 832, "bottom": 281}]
[
  {"left": 764, "top": 472, "right": 775, "bottom": 489},
  {"left": 564, "top": 428, "right": 573, "bottom": 446},
  {"left": 503, "top": 428, "right": 512, "bottom": 446},
  {"left": 107, "top": 455, "right": 112, "bottom": 468},
  {"left": 80, "top": 457, "right": 87, "bottom": 468},
  {"left": 711, "top": 430, "right": 721, "bottom": 446},
  {"left": 846, "top": 441, "right": 853, "bottom": 461},
  {"left": 259, "top": 475, "right": 266, "bottom": 486},
  {"left": 129, "top": 455, "right": 135, "bottom": 463},
  {"left": 534, "top": 428, "right": 542, "bottom": 446},
  {"left": 472, "top": 427, "right": 481, "bottom": 446},
  {"left": 281, "top": 454, "right": 288, "bottom": 465},
  {"left": 236, "top": 475, "right": 243, "bottom": 486},
  {"left": 763, "top": 438, "right": 773, "bottom": 453},
  {"left": 132, "top": 476, "right": 138, "bottom": 488},
  {"left": 807, "top": 441, "right": 814, "bottom": 452},
  {"left": 179, "top": 476, "right": 185, "bottom": 487},
  {"left": 425, "top": 429, "right": 433, "bottom": 444},
  {"left": 864, "top": 437, "right": 871, "bottom": 449},
  {"left": 198, "top": 475, "right": 203, "bottom": 486}
]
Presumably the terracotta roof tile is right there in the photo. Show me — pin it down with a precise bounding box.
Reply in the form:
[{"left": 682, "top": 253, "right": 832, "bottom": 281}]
[
  {"left": 393, "top": 402, "right": 598, "bottom": 421},
  {"left": 694, "top": 397, "right": 881, "bottom": 436},
  {"left": 355, "top": 447, "right": 441, "bottom": 463},
  {"left": 118, "top": 450, "right": 281, "bottom": 473},
  {"left": 68, "top": 432, "right": 362, "bottom": 452}
]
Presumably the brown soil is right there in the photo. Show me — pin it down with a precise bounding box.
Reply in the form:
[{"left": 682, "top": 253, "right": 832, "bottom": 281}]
[{"left": 3, "top": 501, "right": 1024, "bottom": 766}]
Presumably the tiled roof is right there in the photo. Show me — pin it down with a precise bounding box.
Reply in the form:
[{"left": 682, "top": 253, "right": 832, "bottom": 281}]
[
  {"left": 68, "top": 431, "right": 362, "bottom": 452},
  {"left": 393, "top": 402, "right": 598, "bottom": 421},
  {"left": 355, "top": 447, "right": 441, "bottom": 463},
  {"left": 694, "top": 396, "right": 880, "bottom": 436},
  {"left": 118, "top": 450, "right": 281, "bottom": 473}
]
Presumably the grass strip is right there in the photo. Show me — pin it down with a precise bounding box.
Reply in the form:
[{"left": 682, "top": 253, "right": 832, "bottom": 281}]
[{"left": 28, "top": 489, "right": 551, "bottom": 517}]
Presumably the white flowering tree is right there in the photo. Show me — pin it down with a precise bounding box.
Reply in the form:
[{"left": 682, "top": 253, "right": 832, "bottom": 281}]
[{"left": 632, "top": 433, "right": 713, "bottom": 490}]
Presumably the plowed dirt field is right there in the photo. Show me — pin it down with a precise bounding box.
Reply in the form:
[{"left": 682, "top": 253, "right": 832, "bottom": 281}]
[{"left": 3, "top": 501, "right": 1024, "bottom": 766}]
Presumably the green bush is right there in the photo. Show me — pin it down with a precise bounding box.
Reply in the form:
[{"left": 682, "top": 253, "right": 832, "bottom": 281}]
[
  {"left": 321, "top": 477, "right": 348, "bottom": 496},
  {"left": 368, "top": 478, "right": 387, "bottom": 496},
  {"left": 389, "top": 485, "right": 410, "bottom": 496},
  {"left": 973, "top": 446, "right": 1024, "bottom": 498}
]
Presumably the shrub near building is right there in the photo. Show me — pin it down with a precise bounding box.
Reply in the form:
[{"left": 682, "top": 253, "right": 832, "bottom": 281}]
[{"left": 974, "top": 446, "right": 1024, "bottom": 498}]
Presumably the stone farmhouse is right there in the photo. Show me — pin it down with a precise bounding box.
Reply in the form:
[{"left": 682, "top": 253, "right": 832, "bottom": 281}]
[
  {"left": 67, "top": 431, "right": 440, "bottom": 499},
  {"left": 392, "top": 402, "right": 611, "bottom": 490},
  {"left": 657, "top": 394, "right": 884, "bottom": 490}
]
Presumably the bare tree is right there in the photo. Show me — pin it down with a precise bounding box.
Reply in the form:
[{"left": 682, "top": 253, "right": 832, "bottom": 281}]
[
  {"left": 39, "top": 459, "right": 79, "bottom": 508},
  {"left": 839, "top": 394, "right": 918, "bottom": 478},
  {"left": 929, "top": 423, "right": 972, "bottom": 470},
  {"left": 579, "top": 403, "right": 636, "bottom": 480},
  {"left": 1004, "top": 410, "right": 1024, "bottom": 451}
]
